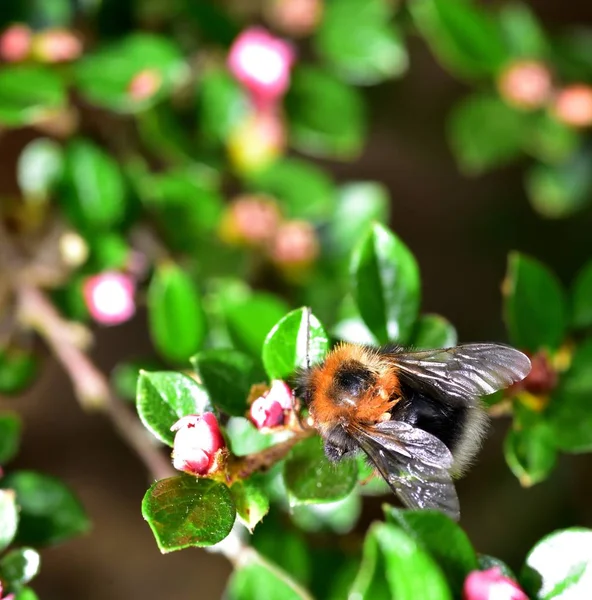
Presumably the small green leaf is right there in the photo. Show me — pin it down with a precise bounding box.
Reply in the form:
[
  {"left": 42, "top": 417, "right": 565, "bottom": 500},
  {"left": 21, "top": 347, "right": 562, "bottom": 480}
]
[
  {"left": 0, "top": 349, "right": 39, "bottom": 395},
  {"left": 503, "top": 253, "right": 568, "bottom": 352},
  {"left": 351, "top": 223, "right": 421, "bottom": 344},
  {"left": 247, "top": 157, "right": 336, "bottom": 220},
  {"left": 142, "top": 475, "right": 235, "bottom": 552},
  {"left": 191, "top": 349, "right": 257, "bottom": 417},
  {"left": 571, "top": 260, "right": 592, "bottom": 329},
  {"left": 228, "top": 555, "right": 311, "bottom": 600},
  {"left": 17, "top": 138, "right": 63, "bottom": 203},
  {"left": 315, "top": 0, "right": 407, "bottom": 85},
  {"left": 328, "top": 182, "right": 390, "bottom": 257},
  {"left": 224, "top": 294, "right": 290, "bottom": 359},
  {"left": 410, "top": 0, "right": 509, "bottom": 79},
  {"left": 411, "top": 314, "right": 458, "bottom": 349},
  {"left": 137, "top": 371, "right": 212, "bottom": 446},
  {"left": 231, "top": 477, "right": 270, "bottom": 533},
  {"left": 0, "top": 548, "right": 40, "bottom": 586},
  {"left": 285, "top": 66, "right": 366, "bottom": 159},
  {"left": 521, "top": 528, "right": 592, "bottom": 600},
  {"left": 504, "top": 409, "right": 557, "bottom": 486},
  {"left": 291, "top": 492, "right": 362, "bottom": 535},
  {"left": 14, "top": 587, "right": 39, "bottom": 600},
  {"left": 148, "top": 263, "right": 207, "bottom": 364},
  {"left": 0, "top": 66, "right": 66, "bottom": 127},
  {"left": 74, "top": 33, "right": 187, "bottom": 113},
  {"left": 262, "top": 308, "right": 330, "bottom": 381},
  {"left": 350, "top": 522, "right": 452, "bottom": 600},
  {"left": 385, "top": 507, "right": 478, "bottom": 595},
  {"left": 523, "top": 113, "right": 579, "bottom": 166},
  {"left": 87, "top": 233, "right": 130, "bottom": 271},
  {"left": 284, "top": 436, "right": 358, "bottom": 505},
  {"left": 497, "top": 2, "right": 550, "bottom": 59},
  {"left": 448, "top": 94, "right": 526, "bottom": 175},
  {"left": 0, "top": 490, "right": 18, "bottom": 553},
  {"left": 111, "top": 358, "right": 163, "bottom": 403},
  {"left": 0, "top": 413, "right": 21, "bottom": 465},
  {"left": 0, "top": 471, "right": 90, "bottom": 546},
  {"left": 60, "top": 139, "right": 127, "bottom": 231},
  {"left": 225, "top": 418, "right": 278, "bottom": 456},
  {"left": 547, "top": 339, "right": 592, "bottom": 453}
]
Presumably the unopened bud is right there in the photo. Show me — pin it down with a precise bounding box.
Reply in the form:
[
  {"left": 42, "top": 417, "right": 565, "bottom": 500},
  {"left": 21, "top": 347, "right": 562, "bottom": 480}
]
[
  {"left": 249, "top": 380, "right": 292, "bottom": 429},
  {"left": 463, "top": 567, "right": 528, "bottom": 600},
  {"left": 270, "top": 220, "right": 319, "bottom": 268},
  {"left": 128, "top": 69, "right": 162, "bottom": 101},
  {"left": 83, "top": 272, "right": 136, "bottom": 326},
  {"left": 553, "top": 84, "right": 592, "bottom": 128},
  {"left": 497, "top": 60, "right": 552, "bottom": 111},
  {"left": 0, "top": 24, "right": 32, "bottom": 63},
  {"left": 227, "top": 27, "right": 295, "bottom": 107},
  {"left": 171, "top": 413, "right": 225, "bottom": 475},
  {"left": 218, "top": 194, "right": 281, "bottom": 246},
  {"left": 264, "top": 0, "right": 323, "bottom": 38},
  {"left": 32, "top": 28, "right": 82, "bottom": 63}
]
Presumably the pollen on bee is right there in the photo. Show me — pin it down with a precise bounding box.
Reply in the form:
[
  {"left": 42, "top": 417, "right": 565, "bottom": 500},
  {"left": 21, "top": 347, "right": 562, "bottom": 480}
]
[{"left": 378, "top": 412, "right": 391, "bottom": 422}]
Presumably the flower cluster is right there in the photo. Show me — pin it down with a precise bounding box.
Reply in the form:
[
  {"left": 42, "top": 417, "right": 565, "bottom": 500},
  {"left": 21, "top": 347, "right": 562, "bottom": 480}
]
[{"left": 0, "top": 24, "right": 82, "bottom": 63}]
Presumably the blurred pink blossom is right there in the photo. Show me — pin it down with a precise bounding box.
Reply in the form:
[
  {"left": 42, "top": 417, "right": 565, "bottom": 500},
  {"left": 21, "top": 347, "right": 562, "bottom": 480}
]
[
  {"left": 0, "top": 24, "right": 32, "bottom": 63},
  {"left": 83, "top": 272, "right": 136, "bottom": 326},
  {"left": 228, "top": 27, "right": 294, "bottom": 107},
  {"left": 265, "top": 0, "right": 323, "bottom": 38},
  {"left": 128, "top": 69, "right": 162, "bottom": 101},
  {"left": 270, "top": 220, "right": 320, "bottom": 267},
  {"left": 33, "top": 28, "right": 82, "bottom": 63},
  {"left": 497, "top": 60, "right": 552, "bottom": 111},
  {"left": 553, "top": 84, "right": 592, "bottom": 127},
  {"left": 463, "top": 567, "right": 528, "bottom": 600},
  {"left": 171, "top": 413, "right": 225, "bottom": 475}
]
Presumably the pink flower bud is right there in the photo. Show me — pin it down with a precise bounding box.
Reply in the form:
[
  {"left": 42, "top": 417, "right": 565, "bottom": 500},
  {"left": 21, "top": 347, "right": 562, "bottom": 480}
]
[
  {"left": 83, "top": 272, "right": 136, "bottom": 326},
  {"left": 497, "top": 60, "right": 552, "bottom": 111},
  {"left": 33, "top": 28, "right": 82, "bottom": 63},
  {"left": 128, "top": 69, "right": 162, "bottom": 101},
  {"left": 227, "top": 27, "right": 295, "bottom": 106},
  {"left": 264, "top": 0, "right": 323, "bottom": 38},
  {"left": 249, "top": 380, "right": 293, "bottom": 429},
  {"left": 0, "top": 581, "right": 15, "bottom": 600},
  {"left": 553, "top": 84, "right": 592, "bottom": 128},
  {"left": 270, "top": 220, "right": 320, "bottom": 267},
  {"left": 463, "top": 568, "right": 528, "bottom": 600},
  {"left": 219, "top": 194, "right": 281, "bottom": 246},
  {"left": 227, "top": 109, "right": 286, "bottom": 173},
  {"left": 0, "top": 24, "right": 32, "bottom": 63},
  {"left": 171, "top": 413, "right": 225, "bottom": 476}
]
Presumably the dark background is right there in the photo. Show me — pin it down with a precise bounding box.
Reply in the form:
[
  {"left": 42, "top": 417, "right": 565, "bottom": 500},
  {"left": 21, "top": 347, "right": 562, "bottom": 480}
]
[{"left": 2, "top": 2, "right": 592, "bottom": 598}]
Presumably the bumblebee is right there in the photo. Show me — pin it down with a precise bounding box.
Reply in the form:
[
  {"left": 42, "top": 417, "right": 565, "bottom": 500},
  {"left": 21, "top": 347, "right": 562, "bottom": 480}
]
[{"left": 296, "top": 341, "right": 531, "bottom": 520}]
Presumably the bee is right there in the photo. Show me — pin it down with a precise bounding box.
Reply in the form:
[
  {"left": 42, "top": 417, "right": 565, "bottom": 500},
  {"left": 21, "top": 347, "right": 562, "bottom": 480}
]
[{"left": 296, "top": 340, "right": 531, "bottom": 520}]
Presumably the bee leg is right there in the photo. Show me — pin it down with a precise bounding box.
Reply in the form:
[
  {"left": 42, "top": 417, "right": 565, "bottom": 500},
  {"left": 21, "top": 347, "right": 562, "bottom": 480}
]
[{"left": 323, "top": 441, "right": 346, "bottom": 462}]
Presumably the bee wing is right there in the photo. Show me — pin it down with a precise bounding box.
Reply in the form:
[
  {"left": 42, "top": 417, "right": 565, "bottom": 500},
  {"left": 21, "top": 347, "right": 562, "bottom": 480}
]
[
  {"left": 387, "top": 343, "right": 531, "bottom": 402},
  {"left": 349, "top": 420, "right": 460, "bottom": 520}
]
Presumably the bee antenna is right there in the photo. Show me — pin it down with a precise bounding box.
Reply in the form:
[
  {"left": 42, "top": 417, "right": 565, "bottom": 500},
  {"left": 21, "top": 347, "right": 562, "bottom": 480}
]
[{"left": 304, "top": 306, "right": 312, "bottom": 372}]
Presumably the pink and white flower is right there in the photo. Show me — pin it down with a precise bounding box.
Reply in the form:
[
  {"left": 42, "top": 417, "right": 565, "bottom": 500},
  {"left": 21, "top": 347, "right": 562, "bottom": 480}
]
[
  {"left": 83, "top": 272, "right": 136, "bottom": 326},
  {"left": 463, "top": 567, "right": 528, "bottom": 600}
]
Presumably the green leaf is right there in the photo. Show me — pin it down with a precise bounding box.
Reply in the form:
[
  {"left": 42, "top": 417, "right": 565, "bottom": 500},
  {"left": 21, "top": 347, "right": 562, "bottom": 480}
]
[
  {"left": 410, "top": 0, "right": 509, "bottom": 79},
  {"left": 547, "top": 339, "right": 592, "bottom": 453},
  {"left": 137, "top": 371, "right": 213, "bottom": 446},
  {"left": 225, "top": 417, "right": 278, "bottom": 456},
  {"left": 87, "top": 233, "right": 130, "bottom": 271},
  {"left": 14, "top": 587, "right": 39, "bottom": 600},
  {"left": 571, "top": 260, "right": 592, "bottom": 329},
  {"left": 111, "top": 358, "right": 163, "bottom": 403},
  {"left": 522, "top": 114, "right": 579, "bottom": 165},
  {"left": 328, "top": 182, "right": 390, "bottom": 257},
  {"left": 17, "top": 138, "right": 63, "bottom": 203},
  {"left": 351, "top": 223, "right": 421, "bottom": 344},
  {"left": 148, "top": 263, "right": 207, "bottom": 364},
  {"left": 247, "top": 157, "right": 336, "bottom": 220},
  {"left": 228, "top": 555, "right": 311, "bottom": 600},
  {"left": 291, "top": 492, "right": 362, "bottom": 535},
  {"left": 74, "top": 33, "right": 187, "bottom": 113},
  {"left": 0, "top": 66, "right": 66, "bottom": 127},
  {"left": 191, "top": 349, "right": 257, "bottom": 417},
  {"left": 504, "top": 408, "right": 557, "bottom": 486},
  {"left": 199, "top": 68, "right": 249, "bottom": 145},
  {"left": 0, "top": 471, "right": 90, "bottom": 546},
  {"left": 521, "top": 528, "right": 592, "bottom": 600},
  {"left": 448, "top": 94, "right": 526, "bottom": 175},
  {"left": 283, "top": 436, "right": 358, "bottom": 505},
  {"left": 60, "top": 139, "right": 127, "bottom": 230},
  {"left": 0, "top": 548, "right": 40, "bottom": 587},
  {"left": 142, "top": 475, "right": 235, "bottom": 552},
  {"left": 0, "top": 412, "right": 21, "bottom": 465},
  {"left": 411, "top": 314, "right": 458, "bottom": 349},
  {"left": 525, "top": 155, "right": 592, "bottom": 219},
  {"left": 497, "top": 2, "right": 550, "bottom": 59},
  {"left": 503, "top": 253, "right": 568, "bottom": 352},
  {"left": 385, "top": 507, "right": 478, "bottom": 595},
  {"left": 0, "top": 349, "right": 39, "bottom": 395},
  {"left": 350, "top": 522, "right": 452, "bottom": 600},
  {"left": 231, "top": 477, "right": 270, "bottom": 533},
  {"left": 224, "top": 294, "right": 290, "bottom": 359},
  {"left": 0, "top": 490, "right": 18, "bottom": 553},
  {"left": 262, "top": 308, "right": 330, "bottom": 381},
  {"left": 315, "top": 0, "right": 407, "bottom": 85},
  {"left": 285, "top": 66, "right": 366, "bottom": 159}
]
